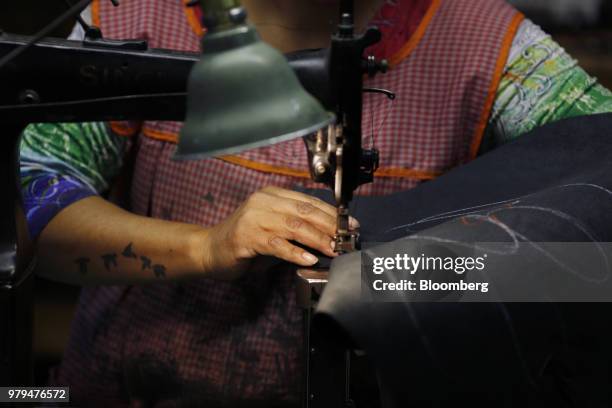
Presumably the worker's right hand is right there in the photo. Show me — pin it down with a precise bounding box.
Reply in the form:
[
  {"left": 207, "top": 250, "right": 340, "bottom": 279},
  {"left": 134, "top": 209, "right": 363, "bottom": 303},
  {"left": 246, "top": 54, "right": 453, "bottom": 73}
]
[{"left": 200, "top": 186, "right": 359, "bottom": 280}]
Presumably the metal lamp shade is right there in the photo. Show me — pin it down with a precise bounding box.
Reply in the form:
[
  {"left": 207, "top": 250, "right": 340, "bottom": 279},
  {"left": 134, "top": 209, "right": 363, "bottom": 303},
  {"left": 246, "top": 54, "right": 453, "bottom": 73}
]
[{"left": 174, "top": 25, "right": 334, "bottom": 160}]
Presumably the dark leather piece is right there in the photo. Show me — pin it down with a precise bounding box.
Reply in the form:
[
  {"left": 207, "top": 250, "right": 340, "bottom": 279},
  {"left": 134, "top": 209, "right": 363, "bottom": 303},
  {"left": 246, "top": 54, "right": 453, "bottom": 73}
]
[{"left": 307, "top": 114, "right": 612, "bottom": 407}]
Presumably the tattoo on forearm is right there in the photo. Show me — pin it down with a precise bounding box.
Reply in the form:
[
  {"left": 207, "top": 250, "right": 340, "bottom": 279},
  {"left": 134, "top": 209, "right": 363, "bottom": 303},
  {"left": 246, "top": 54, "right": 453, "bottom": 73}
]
[
  {"left": 74, "top": 243, "right": 168, "bottom": 279},
  {"left": 75, "top": 257, "right": 90, "bottom": 275},
  {"left": 140, "top": 256, "right": 152, "bottom": 271},
  {"left": 101, "top": 253, "right": 118, "bottom": 270},
  {"left": 153, "top": 264, "right": 166, "bottom": 278},
  {"left": 122, "top": 242, "right": 138, "bottom": 259}
]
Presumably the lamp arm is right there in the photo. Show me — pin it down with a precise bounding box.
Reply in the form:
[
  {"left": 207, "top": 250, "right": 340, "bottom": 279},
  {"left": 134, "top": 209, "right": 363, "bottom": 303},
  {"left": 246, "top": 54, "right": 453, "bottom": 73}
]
[{"left": 198, "top": 0, "right": 244, "bottom": 32}]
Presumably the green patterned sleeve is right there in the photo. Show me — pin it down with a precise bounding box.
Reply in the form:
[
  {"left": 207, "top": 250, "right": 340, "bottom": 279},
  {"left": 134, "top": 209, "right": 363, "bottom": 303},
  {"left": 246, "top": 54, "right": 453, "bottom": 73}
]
[
  {"left": 19, "top": 122, "right": 129, "bottom": 237},
  {"left": 481, "top": 19, "right": 612, "bottom": 153}
]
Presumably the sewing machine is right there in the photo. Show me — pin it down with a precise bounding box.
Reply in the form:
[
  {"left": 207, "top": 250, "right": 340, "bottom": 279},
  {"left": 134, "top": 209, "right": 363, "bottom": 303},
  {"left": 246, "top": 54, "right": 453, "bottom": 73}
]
[{"left": 0, "top": 1, "right": 388, "bottom": 405}]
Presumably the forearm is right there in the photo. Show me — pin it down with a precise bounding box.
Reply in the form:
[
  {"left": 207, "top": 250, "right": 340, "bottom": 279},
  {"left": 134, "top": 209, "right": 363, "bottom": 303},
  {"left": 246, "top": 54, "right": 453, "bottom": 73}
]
[{"left": 36, "top": 196, "right": 208, "bottom": 285}]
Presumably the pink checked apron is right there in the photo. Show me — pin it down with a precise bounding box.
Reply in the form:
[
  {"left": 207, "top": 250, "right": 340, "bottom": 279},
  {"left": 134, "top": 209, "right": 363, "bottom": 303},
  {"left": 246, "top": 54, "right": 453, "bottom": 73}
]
[{"left": 54, "top": 0, "right": 523, "bottom": 406}]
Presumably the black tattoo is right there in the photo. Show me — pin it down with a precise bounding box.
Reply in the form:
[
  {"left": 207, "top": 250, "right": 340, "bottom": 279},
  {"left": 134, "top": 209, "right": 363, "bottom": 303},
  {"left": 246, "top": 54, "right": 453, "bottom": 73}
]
[
  {"left": 122, "top": 242, "right": 138, "bottom": 259},
  {"left": 96, "top": 245, "right": 165, "bottom": 278},
  {"left": 140, "top": 256, "right": 152, "bottom": 271},
  {"left": 75, "top": 257, "right": 90, "bottom": 275},
  {"left": 101, "top": 253, "right": 118, "bottom": 270},
  {"left": 153, "top": 264, "right": 167, "bottom": 278}
]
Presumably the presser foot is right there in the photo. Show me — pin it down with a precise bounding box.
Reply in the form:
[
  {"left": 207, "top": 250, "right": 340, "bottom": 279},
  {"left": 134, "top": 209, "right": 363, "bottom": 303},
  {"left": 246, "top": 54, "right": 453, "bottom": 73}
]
[
  {"left": 333, "top": 231, "right": 359, "bottom": 254},
  {"left": 334, "top": 206, "right": 359, "bottom": 254}
]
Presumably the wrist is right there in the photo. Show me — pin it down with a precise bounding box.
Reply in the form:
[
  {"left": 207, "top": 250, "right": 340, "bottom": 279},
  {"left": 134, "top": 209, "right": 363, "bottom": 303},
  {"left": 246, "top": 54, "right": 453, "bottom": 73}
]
[
  {"left": 187, "top": 227, "right": 215, "bottom": 277},
  {"left": 191, "top": 224, "right": 246, "bottom": 281}
]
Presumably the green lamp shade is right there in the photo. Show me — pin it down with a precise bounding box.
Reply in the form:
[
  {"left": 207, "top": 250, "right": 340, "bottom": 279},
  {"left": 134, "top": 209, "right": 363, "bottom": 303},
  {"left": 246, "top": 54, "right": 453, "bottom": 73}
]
[{"left": 174, "top": 25, "right": 334, "bottom": 160}]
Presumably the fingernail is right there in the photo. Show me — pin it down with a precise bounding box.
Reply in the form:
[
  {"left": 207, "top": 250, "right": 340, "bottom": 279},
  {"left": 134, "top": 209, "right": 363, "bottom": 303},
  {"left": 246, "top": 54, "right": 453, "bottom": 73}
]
[
  {"left": 302, "top": 252, "right": 318, "bottom": 265},
  {"left": 330, "top": 240, "right": 336, "bottom": 251},
  {"left": 349, "top": 217, "right": 360, "bottom": 229}
]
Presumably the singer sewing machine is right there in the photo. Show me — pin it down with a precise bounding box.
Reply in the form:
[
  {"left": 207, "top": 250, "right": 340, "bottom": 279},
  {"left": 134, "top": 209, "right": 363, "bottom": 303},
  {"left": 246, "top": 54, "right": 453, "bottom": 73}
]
[{"left": 0, "top": 0, "right": 389, "bottom": 405}]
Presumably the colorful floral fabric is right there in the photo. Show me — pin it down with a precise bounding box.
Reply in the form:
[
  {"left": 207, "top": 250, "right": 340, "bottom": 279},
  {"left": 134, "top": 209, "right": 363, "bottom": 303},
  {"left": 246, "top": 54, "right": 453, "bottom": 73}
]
[
  {"left": 20, "top": 122, "right": 127, "bottom": 237},
  {"left": 483, "top": 19, "right": 612, "bottom": 150}
]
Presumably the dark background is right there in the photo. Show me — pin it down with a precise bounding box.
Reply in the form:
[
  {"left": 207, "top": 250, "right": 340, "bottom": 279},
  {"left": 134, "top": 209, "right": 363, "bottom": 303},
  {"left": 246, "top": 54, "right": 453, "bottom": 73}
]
[
  {"left": 1, "top": 0, "right": 611, "bottom": 386},
  {"left": 508, "top": 0, "right": 612, "bottom": 87}
]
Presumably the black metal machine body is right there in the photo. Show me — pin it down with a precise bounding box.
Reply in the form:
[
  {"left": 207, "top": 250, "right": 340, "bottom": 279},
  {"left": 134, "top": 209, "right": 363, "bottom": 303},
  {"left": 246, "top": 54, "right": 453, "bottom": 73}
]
[
  {"left": 0, "top": 33, "right": 195, "bottom": 123},
  {"left": 0, "top": 1, "right": 387, "bottom": 404}
]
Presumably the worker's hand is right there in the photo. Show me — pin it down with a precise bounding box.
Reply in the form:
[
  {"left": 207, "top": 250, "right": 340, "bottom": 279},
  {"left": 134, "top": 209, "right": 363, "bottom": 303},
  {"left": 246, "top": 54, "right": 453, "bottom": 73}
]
[{"left": 201, "top": 186, "right": 358, "bottom": 280}]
